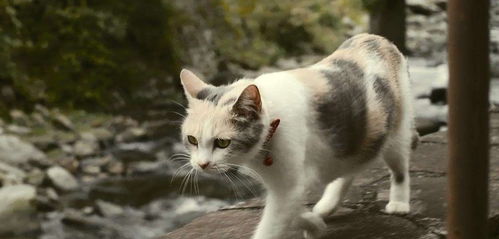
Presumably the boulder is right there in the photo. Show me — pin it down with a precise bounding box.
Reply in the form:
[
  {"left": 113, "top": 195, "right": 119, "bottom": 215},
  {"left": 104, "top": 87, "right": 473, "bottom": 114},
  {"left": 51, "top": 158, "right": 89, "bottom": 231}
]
[
  {"left": 47, "top": 166, "right": 79, "bottom": 191},
  {"left": 6, "top": 124, "right": 32, "bottom": 135},
  {"left": 74, "top": 132, "right": 99, "bottom": 157},
  {"left": 115, "top": 127, "right": 147, "bottom": 143},
  {"left": 0, "top": 184, "right": 39, "bottom": 235},
  {"left": 9, "top": 109, "right": 30, "bottom": 126},
  {"left": 407, "top": 0, "right": 440, "bottom": 16},
  {"left": 34, "top": 104, "right": 51, "bottom": 118},
  {"left": 0, "top": 162, "right": 26, "bottom": 185},
  {"left": 96, "top": 200, "right": 124, "bottom": 217},
  {"left": 52, "top": 113, "right": 74, "bottom": 131},
  {"left": 0, "top": 134, "right": 46, "bottom": 165}
]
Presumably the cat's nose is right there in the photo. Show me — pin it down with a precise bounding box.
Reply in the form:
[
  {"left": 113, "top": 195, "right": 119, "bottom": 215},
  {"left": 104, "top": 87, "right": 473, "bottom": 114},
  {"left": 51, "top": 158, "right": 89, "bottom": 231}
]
[{"left": 199, "top": 162, "right": 210, "bottom": 169}]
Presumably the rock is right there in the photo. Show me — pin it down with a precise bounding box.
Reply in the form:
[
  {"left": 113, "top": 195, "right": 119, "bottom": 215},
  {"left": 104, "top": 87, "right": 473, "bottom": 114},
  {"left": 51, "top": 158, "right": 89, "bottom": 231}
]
[
  {"left": 26, "top": 168, "right": 45, "bottom": 186},
  {"left": 47, "top": 166, "right": 79, "bottom": 191},
  {"left": 81, "top": 156, "right": 112, "bottom": 176},
  {"left": 414, "top": 99, "right": 448, "bottom": 123},
  {"left": 491, "top": 54, "right": 499, "bottom": 78},
  {"left": 35, "top": 193, "right": 58, "bottom": 212},
  {"left": 113, "top": 141, "right": 158, "bottom": 163},
  {"left": 128, "top": 161, "right": 167, "bottom": 175},
  {"left": 415, "top": 117, "right": 442, "bottom": 136},
  {"left": 52, "top": 112, "right": 74, "bottom": 131},
  {"left": 9, "top": 109, "right": 30, "bottom": 126},
  {"left": 59, "top": 209, "right": 126, "bottom": 237},
  {"left": 47, "top": 187, "right": 59, "bottom": 201},
  {"left": 407, "top": 0, "right": 440, "bottom": 16},
  {"left": 83, "top": 165, "right": 101, "bottom": 175},
  {"left": 491, "top": 79, "right": 499, "bottom": 106},
  {"left": 115, "top": 127, "right": 147, "bottom": 142},
  {"left": 54, "top": 156, "right": 80, "bottom": 174},
  {"left": 26, "top": 131, "right": 76, "bottom": 152},
  {"left": 96, "top": 200, "right": 124, "bottom": 217},
  {"left": 0, "top": 134, "right": 46, "bottom": 165},
  {"left": 0, "top": 127, "right": 3, "bottom": 135},
  {"left": 106, "top": 161, "right": 125, "bottom": 175},
  {"left": 89, "top": 127, "right": 114, "bottom": 144},
  {"left": 74, "top": 132, "right": 99, "bottom": 157},
  {"left": 0, "top": 162, "right": 26, "bottom": 185},
  {"left": 60, "top": 143, "right": 74, "bottom": 154},
  {"left": 34, "top": 104, "right": 51, "bottom": 118},
  {"left": 429, "top": 88, "right": 446, "bottom": 104},
  {"left": 109, "top": 116, "right": 139, "bottom": 132},
  {"left": 30, "top": 112, "right": 47, "bottom": 126},
  {"left": 428, "top": 64, "right": 448, "bottom": 104},
  {"left": 6, "top": 124, "right": 32, "bottom": 135},
  {"left": 0, "top": 184, "right": 39, "bottom": 235}
]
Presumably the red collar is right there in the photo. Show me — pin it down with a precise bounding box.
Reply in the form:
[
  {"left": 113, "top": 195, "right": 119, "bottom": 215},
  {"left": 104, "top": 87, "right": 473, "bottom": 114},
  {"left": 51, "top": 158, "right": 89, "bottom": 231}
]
[{"left": 263, "top": 119, "right": 280, "bottom": 166}]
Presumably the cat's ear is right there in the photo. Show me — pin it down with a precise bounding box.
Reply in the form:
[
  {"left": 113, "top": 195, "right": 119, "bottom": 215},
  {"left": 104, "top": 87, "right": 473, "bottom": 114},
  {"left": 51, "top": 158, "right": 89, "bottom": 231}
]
[
  {"left": 232, "top": 85, "right": 262, "bottom": 119},
  {"left": 180, "top": 69, "right": 208, "bottom": 101}
]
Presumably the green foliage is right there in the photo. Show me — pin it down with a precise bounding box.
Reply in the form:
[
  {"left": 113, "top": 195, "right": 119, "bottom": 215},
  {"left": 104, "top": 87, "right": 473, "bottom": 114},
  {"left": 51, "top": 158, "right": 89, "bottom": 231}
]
[
  {"left": 0, "top": 0, "right": 183, "bottom": 111},
  {"left": 0, "top": 0, "right": 367, "bottom": 115},
  {"left": 213, "top": 0, "right": 367, "bottom": 68}
]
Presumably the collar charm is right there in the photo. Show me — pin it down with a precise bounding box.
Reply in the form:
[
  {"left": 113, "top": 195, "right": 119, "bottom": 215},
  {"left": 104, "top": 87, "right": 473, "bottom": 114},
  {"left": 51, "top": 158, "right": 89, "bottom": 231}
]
[{"left": 263, "top": 119, "right": 280, "bottom": 166}]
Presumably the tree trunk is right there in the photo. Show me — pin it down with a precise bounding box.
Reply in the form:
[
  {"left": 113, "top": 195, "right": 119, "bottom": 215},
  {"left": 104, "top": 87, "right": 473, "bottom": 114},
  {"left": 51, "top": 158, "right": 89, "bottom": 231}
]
[{"left": 368, "top": 0, "right": 407, "bottom": 54}]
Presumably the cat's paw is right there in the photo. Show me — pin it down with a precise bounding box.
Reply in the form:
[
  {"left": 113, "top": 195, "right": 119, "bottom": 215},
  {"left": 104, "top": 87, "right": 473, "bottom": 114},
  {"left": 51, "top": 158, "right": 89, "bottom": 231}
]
[
  {"left": 300, "top": 212, "right": 327, "bottom": 239},
  {"left": 385, "top": 201, "right": 410, "bottom": 214}
]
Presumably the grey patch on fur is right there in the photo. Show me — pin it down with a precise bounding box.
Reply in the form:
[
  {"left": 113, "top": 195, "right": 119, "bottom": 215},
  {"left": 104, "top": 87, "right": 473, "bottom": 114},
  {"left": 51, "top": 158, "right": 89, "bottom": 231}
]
[
  {"left": 387, "top": 46, "right": 402, "bottom": 65},
  {"left": 318, "top": 59, "right": 367, "bottom": 157},
  {"left": 364, "top": 38, "right": 381, "bottom": 53},
  {"left": 196, "top": 86, "right": 231, "bottom": 104},
  {"left": 230, "top": 118, "right": 264, "bottom": 153},
  {"left": 373, "top": 76, "right": 397, "bottom": 130}
]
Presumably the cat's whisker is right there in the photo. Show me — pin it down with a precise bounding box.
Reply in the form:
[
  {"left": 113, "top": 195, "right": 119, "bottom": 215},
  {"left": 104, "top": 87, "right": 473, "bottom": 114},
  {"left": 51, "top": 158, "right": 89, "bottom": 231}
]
[
  {"left": 168, "top": 99, "right": 187, "bottom": 110},
  {"left": 181, "top": 168, "right": 194, "bottom": 195},
  {"left": 167, "top": 111, "right": 187, "bottom": 119},
  {"left": 221, "top": 168, "right": 242, "bottom": 199},
  {"left": 226, "top": 172, "right": 242, "bottom": 199},
  {"left": 195, "top": 170, "right": 200, "bottom": 195},
  {"left": 224, "top": 163, "right": 263, "bottom": 183},
  {"left": 216, "top": 167, "right": 237, "bottom": 198},
  {"left": 228, "top": 169, "right": 258, "bottom": 197},
  {"left": 171, "top": 163, "right": 191, "bottom": 184}
]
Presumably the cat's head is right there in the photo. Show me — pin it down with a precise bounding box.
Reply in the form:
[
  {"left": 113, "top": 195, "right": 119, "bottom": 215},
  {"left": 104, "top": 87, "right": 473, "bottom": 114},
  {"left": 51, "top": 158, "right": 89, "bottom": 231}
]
[{"left": 179, "top": 69, "right": 267, "bottom": 173}]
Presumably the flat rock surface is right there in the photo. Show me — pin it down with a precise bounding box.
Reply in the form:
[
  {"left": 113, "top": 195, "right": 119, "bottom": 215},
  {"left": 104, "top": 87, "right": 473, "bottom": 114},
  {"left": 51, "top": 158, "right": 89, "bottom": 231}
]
[{"left": 163, "top": 112, "right": 499, "bottom": 239}]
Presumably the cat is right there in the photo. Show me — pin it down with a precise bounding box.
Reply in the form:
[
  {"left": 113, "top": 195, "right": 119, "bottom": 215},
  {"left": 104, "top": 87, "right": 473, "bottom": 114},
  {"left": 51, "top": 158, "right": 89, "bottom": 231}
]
[{"left": 178, "top": 33, "right": 414, "bottom": 239}]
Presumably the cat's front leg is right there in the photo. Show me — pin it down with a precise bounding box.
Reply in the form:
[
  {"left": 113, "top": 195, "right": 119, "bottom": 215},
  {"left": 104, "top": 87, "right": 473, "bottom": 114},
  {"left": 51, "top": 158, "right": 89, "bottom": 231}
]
[{"left": 252, "top": 188, "right": 306, "bottom": 239}]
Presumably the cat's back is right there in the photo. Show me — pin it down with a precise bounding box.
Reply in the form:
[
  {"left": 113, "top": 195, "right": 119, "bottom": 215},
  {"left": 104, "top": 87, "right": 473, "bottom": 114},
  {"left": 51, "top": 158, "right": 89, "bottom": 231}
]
[{"left": 294, "top": 34, "right": 409, "bottom": 160}]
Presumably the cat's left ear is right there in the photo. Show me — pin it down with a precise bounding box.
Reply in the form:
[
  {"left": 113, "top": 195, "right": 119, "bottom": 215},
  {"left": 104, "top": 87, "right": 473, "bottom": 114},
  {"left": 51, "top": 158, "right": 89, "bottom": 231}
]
[
  {"left": 180, "top": 69, "right": 208, "bottom": 101},
  {"left": 232, "top": 84, "right": 262, "bottom": 119}
]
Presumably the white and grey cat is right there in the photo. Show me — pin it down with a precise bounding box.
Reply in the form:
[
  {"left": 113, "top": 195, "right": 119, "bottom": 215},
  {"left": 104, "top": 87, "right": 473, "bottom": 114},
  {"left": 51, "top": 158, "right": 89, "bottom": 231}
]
[{"left": 179, "top": 34, "right": 414, "bottom": 239}]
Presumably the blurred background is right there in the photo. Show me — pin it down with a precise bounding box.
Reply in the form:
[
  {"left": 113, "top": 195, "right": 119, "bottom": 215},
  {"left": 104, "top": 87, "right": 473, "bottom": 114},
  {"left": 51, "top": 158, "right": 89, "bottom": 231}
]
[{"left": 0, "top": 0, "right": 498, "bottom": 238}]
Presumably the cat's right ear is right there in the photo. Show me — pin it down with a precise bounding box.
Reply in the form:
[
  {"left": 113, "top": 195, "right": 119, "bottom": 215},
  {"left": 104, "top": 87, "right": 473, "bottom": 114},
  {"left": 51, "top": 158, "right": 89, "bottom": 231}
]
[{"left": 180, "top": 69, "right": 208, "bottom": 102}]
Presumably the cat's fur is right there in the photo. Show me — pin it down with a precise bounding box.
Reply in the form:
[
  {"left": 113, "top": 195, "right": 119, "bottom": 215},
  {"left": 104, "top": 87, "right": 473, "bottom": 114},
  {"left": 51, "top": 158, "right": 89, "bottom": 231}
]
[{"left": 179, "top": 34, "right": 414, "bottom": 239}]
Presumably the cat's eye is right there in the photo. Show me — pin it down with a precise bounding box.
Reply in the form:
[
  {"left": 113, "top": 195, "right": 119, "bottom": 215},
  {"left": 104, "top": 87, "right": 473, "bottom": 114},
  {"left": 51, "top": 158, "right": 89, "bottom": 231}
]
[
  {"left": 187, "top": 135, "right": 198, "bottom": 146},
  {"left": 214, "top": 138, "right": 231, "bottom": 148}
]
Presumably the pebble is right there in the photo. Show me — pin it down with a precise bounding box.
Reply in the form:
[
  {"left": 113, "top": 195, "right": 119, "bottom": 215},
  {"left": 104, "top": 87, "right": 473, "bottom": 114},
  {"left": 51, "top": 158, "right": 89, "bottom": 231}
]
[{"left": 47, "top": 166, "right": 79, "bottom": 191}]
